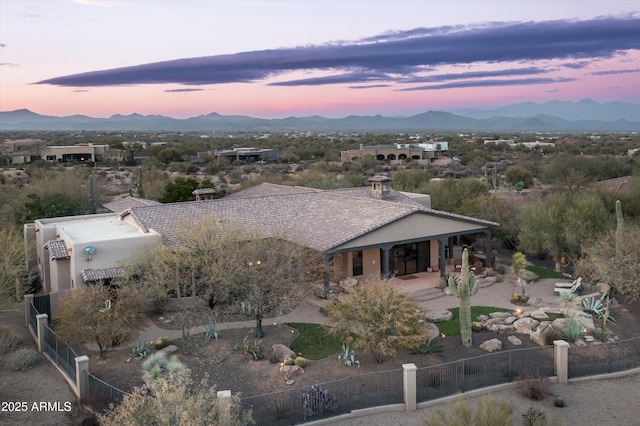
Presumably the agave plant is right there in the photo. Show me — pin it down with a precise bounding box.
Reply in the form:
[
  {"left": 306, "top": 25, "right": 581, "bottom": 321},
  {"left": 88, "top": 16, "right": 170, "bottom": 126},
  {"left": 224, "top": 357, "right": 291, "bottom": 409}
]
[
  {"left": 582, "top": 294, "right": 616, "bottom": 324},
  {"left": 200, "top": 319, "right": 219, "bottom": 344}
]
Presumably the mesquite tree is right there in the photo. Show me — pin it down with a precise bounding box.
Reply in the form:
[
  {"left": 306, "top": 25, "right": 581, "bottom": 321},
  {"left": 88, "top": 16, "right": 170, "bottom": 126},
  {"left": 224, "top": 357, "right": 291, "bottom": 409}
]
[{"left": 447, "top": 248, "right": 480, "bottom": 347}]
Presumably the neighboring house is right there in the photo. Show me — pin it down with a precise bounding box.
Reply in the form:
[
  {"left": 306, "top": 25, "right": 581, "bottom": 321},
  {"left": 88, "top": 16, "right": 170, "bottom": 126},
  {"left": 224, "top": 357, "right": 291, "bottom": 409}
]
[
  {"left": 591, "top": 176, "right": 639, "bottom": 197},
  {"left": 25, "top": 175, "right": 497, "bottom": 310},
  {"left": 341, "top": 143, "right": 448, "bottom": 163},
  {"left": 1, "top": 138, "right": 47, "bottom": 165},
  {"left": 42, "top": 144, "right": 114, "bottom": 163},
  {"left": 198, "top": 147, "right": 278, "bottom": 163},
  {"left": 103, "top": 196, "right": 162, "bottom": 213}
]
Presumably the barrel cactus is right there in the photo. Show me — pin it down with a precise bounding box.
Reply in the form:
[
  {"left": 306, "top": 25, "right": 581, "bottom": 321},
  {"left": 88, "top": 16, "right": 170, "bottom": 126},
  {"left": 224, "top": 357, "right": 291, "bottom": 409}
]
[{"left": 447, "top": 248, "right": 480, "bottom": 347}]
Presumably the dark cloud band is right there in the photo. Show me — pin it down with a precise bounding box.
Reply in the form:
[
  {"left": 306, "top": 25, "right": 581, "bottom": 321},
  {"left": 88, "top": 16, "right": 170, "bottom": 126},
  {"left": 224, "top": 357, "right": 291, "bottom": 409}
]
[{"left": 35, "top": 16, "right": 640, "bottom": 88}]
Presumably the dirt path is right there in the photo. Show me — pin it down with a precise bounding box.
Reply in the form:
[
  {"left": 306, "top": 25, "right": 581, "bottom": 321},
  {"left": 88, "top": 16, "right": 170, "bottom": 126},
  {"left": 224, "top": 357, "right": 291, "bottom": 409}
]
[{"left": 0, "top": 306, "right": 92, "bottom": 426}]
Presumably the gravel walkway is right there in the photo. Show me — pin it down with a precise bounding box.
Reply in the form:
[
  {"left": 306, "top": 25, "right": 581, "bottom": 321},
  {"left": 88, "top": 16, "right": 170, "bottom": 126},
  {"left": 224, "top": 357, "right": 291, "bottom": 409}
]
[{"left": 335, "top": 372, "right": 640, "bottom": 426}]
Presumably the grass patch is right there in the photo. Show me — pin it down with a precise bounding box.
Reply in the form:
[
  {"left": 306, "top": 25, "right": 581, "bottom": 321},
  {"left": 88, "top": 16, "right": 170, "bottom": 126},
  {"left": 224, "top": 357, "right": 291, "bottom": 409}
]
[
  {"left": 285, "top": 323, "right": 344, "bottom": 360},
  {"left": 437, "top": 306, "right": 511, "bottom": 336},
  {"left": 526, "top": 265, "right": 564, "bottom": 279}
]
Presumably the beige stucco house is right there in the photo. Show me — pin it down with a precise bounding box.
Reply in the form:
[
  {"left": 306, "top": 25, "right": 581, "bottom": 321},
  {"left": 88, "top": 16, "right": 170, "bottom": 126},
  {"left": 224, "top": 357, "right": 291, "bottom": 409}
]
[{"left": 26, "top": 176, "right": 497, "bottom": 309}]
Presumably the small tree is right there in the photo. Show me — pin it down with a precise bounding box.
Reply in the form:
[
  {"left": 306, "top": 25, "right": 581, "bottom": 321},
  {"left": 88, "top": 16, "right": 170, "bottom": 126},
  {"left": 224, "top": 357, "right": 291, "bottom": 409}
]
[
  {"left": 55, "top": 285, "right": 146, "bottom": 358},
  {"left": 447, "top": 249, "right": 480, "bottom": 348},
  {"left": 511, "top": 252, "right": 528, "bottom": 296},
  {"left": 0, "top": 228, "right": 35, "bottom": 302},
  {"left": 326, "top": 279, "right": 427, "bottom": 363},
  {"left": 100, "top": 373, "right": 253, "bottom": 426}
]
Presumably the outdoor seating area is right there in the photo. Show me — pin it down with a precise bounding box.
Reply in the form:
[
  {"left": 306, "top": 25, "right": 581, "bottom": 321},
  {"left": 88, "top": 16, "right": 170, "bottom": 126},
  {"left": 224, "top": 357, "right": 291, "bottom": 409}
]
[{"left": 554, "top": 277, "right": 583, "bottom": 295}]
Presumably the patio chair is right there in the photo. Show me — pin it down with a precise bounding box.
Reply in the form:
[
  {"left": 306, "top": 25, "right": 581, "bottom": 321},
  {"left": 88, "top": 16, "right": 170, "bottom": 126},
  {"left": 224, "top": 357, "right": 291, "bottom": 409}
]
[{"left": 554, "top": 277, "right": 583, "bottom": 295}]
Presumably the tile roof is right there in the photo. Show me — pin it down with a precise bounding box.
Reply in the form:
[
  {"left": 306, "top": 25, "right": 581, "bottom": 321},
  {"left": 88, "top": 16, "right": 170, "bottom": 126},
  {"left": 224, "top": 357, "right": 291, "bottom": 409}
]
[
  {"left": 81, "top": 267, "right": 125, "bottom": 283},
  {"left": 44, "top": 240, "right": 70, "bottom": 260},
  {"left": 103, "top": 196, "right": 161, "bottom": 213},
  {"left": 592, "top": 176, "right": 638, "bottom": 196},
  {"left": 121, "top": 183, "right": 498, "bottom": 253}
]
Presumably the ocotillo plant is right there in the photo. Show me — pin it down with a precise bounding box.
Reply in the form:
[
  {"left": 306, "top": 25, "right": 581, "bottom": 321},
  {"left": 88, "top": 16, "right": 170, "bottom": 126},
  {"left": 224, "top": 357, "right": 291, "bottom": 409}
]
[
  {"left": 447, "top": 248, "right": 479, "bottom": 347},
  {"left": 616, "top": 199, "right": 624, "bottom": 258}
]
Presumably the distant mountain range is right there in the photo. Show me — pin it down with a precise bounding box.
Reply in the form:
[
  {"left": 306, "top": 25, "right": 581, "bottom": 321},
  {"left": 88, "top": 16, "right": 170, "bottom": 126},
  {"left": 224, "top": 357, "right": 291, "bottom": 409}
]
[{"left": 1, "top": 99, "right": 639, "bottom": 132}]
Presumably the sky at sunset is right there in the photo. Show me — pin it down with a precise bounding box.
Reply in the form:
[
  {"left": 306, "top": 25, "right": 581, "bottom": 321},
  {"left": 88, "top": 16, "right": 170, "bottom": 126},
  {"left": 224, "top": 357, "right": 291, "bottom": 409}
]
[{"left": 1, "top": 0, "right": 639, "bottom": 119}]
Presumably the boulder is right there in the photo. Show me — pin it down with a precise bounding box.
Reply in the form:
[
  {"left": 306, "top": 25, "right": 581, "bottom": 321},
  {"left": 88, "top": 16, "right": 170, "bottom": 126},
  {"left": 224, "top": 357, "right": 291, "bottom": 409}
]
[
  {"left": 571, "top": 314, "right": 596, "bottom": 332},
  {"left": 425, "top": 310, "right": 453, "bottom": 323},
  {"left": 529, "top": 321, "right": 556, "bottom": 346},
  {"left": 159, "top": 344, "right": 179, "bottom": 354},
  {"left": 270, "top": 344, "right": 296, "bottom": 364},
  {"left": 527, "top": 309, "right": 549, "bottom": 320},
  {"left": 513, "top": 317, "right": 540, "bottom": 334},
  {"left": 503, "top": 316, "right": 518, "bottom": 325},
  {"left": 476, "top": 314, "right": 489, "bottom": 322},
  {"left": 489, "top": 312, "right": 512, "bottom": 319},
  {"left": 424, "top": 322, "right": 440, "bottom": 341},
  {"left": 507, "top": 335, "right": 523, "bottom": 346},
  {"left": 479, "top": 338, "right": 502, "bottom": 352},
  {"left": 280, "top": 365, "right": 304, "bottom": 381},
  {"left": 154, "top": 336, "right": 172, "bottom": 350}
]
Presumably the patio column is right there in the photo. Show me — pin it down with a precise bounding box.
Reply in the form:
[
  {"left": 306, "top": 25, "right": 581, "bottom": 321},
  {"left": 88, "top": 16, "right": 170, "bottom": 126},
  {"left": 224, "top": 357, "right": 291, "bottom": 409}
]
[
  {"left": 380, "top": 245, "right": 392, "bottom": 279},
  {"left": 484, "top": 229, "right": 492, "bottom": 266},
  {"left": 438, "top": 238, "right": 446, "bottom": 277},
  {"left": 323, "top": 254, "right": 331, "bottom": 300}
]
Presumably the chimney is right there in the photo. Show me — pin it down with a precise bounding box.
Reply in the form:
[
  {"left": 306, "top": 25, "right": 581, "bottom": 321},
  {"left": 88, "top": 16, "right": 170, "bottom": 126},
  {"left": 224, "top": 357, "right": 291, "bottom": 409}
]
[{"left": 368, "top": 175, "right": 392, "bottom": 200}]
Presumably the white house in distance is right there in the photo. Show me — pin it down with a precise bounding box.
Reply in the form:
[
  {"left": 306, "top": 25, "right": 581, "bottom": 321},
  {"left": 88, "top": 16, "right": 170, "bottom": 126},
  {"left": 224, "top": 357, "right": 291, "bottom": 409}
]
[{"left": 25, "top": 176, "right": 497, "bottom": 313}]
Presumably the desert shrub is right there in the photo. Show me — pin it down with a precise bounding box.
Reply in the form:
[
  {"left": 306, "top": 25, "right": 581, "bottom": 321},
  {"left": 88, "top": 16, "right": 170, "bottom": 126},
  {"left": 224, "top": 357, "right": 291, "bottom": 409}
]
[
  {"left": 294, "top": 357, "right": 307, "bottom": 367},
  {"left": 423, "top": 395, "right": 514, "bottom": 426},
  {"left": 6, "top": 348, "right": 41, "bottom": 371},
  {"left": 0, "top": 326, "right": 19, "bottom": 355},
  {"left": 235, "top": 337, "right": 264, "bottom": 360},
  {"left": 517, "top": 373, "right": 549, "bottom": 400},
  {"left": 561, "top": 320, "right": 583, "bottom": 342},
  {"left": 543, "top": 327, "right": 564, "bottom": 346},
  {"left": 301, "top": 385, "right": 338, "bottom": 421},
  {"left": 593, "top": 327, "right": 610, "bottom": 342},
  {"left": 412, "top": 338, "right": 443, "bottom": 355},
  {"left": 522, "top": 407, "right": 546, "bottom": 426}
]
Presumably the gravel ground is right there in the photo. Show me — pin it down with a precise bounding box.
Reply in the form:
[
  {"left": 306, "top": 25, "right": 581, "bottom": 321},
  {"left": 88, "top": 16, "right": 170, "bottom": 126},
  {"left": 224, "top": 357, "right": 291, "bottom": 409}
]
[{"left": 337, "top": 372, "right": 640, "bottom": 426}]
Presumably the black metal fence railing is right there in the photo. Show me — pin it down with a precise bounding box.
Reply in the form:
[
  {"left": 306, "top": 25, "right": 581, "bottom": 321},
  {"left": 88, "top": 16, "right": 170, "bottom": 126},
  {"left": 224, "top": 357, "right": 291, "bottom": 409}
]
[
  {"left": 86, "top": 371, "right": 129, "bottom": 412},
  {"left": 568, "top": 336, "right": 640, "bottom": 378},
  {"left": 42, "top": 324, "right": 78, "bottom": 383},
  {"left": 416, "top": 345, "right": 555, "bottom": 403},
  {"left": 32, "top": 294, "right": 51, "bottom": 322},
  {"left": 29, "top": 301, "right": 39, "bottom": 335},
  {"left": 241, "top": 369, "right": 403, "bottom": 426}
]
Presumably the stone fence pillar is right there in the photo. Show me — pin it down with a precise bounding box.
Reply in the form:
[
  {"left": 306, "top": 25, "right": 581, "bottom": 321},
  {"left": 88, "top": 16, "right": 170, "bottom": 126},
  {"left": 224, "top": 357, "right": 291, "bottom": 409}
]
[
  {"left": 36, "top": 313, "right": 48, "bottom": 354},
  {"left": 553, "top": 340, "right": 570, "bottom": 384},
  {"left": 217, "top": 390, "right": 232, "bottom": 425},
  {"left": 403, "top": 363, "right": 417, "bottom": 411},
  {"left": 75, "top": 356, "right": 90, "bottom": 399},
  {"left": 24, "top": 294, "right": 34, "bottom": 328}
]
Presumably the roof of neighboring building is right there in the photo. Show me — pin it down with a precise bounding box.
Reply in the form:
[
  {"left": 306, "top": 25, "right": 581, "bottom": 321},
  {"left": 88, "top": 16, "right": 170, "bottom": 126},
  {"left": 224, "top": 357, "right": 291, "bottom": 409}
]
[
  {"left": 103, "top": 196, "right": 162, "bottom": 213},
  {"left": 44, "top": 239, "right": 70, "bottom": 260},
  {"left": 81, "top": 267, "right": 125, "bottom": 283},
  {"left": 592, "top": 176, "right": 639, "bottom": 196},
  {"left": 120, "top": 182, "right": 497, "bottom": 252}
]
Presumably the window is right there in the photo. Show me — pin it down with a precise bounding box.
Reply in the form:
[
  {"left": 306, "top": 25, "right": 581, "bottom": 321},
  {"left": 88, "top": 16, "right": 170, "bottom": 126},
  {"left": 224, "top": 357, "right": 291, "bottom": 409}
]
[{"left": 352, "top": 251, "right": 363, "bottom": 276}]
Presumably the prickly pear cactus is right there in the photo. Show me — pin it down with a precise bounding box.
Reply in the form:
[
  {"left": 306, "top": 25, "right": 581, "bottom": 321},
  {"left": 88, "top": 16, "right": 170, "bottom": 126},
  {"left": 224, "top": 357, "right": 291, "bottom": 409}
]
[{"left": 447, "top": 248, "right": 480, "bottom": 347}]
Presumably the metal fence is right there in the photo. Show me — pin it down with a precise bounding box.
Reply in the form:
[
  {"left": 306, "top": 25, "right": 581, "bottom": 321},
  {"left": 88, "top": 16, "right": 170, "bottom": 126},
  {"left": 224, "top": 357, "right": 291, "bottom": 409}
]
[
  {"left": 32, "top": 294, "right": 51, "bottom": 322},
  {"left": 241, "top": 368, "right": 403, "bottom": 426},
  {"left": 568, "top": 336, "right": 640, "bottom": 378},
  {"left": 86, "top": 371, "right": 129, "bottom": 412},
  {"left": 29, "top": 301, "right": 39, "bottom": 336},
  {"left": 416, "top": 345, "right": 554, "bottom": 403},
  {"left": 42, "top": 324, "right": 78, "bottom": 383}
]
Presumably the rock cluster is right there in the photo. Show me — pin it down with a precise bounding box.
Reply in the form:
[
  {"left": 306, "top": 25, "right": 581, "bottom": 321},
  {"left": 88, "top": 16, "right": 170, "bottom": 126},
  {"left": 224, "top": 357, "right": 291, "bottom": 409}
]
[{"left": 426, "top": 307, "right": 603, "bottom": 352}]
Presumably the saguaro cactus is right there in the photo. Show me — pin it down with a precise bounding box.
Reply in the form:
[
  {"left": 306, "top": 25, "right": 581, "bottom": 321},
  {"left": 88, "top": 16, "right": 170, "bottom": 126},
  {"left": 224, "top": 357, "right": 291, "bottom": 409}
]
[{"left": 447, "top": 248, "right": 480, "bottom": 347}]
